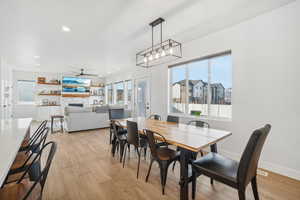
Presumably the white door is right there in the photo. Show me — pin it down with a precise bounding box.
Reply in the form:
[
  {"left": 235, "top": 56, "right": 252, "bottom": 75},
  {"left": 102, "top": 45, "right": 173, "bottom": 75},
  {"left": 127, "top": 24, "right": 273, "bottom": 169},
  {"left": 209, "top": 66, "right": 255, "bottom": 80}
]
[{"left": 134, "top": 77, "right": 150, "bottom": 118}]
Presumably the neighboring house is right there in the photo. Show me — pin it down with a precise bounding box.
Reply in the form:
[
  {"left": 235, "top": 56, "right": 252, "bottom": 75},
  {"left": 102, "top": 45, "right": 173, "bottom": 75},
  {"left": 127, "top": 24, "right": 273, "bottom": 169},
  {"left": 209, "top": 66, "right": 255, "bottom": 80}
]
[
  {"left": 210, "top": 83, "right": 225, "bottom": 104},
  {"left": 225, "top": 88, "right": 232, "bottom": 104},
  {"left": 172, "top": 79, "right": 226, "bottom": 104}
]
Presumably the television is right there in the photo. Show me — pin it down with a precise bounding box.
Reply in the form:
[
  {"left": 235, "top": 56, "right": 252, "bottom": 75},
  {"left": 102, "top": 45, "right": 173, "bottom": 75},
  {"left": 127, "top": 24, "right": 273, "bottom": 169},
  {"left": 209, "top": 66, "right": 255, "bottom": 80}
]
[{"left": 62, "top": 77, "right": 91, "bottom": 94}]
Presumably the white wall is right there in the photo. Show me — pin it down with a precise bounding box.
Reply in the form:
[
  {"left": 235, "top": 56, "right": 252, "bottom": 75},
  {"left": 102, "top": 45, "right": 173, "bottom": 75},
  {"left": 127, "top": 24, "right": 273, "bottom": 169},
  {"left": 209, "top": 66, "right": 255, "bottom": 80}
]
[{"left": 107, "top": 1, "right": 300, "bottom": 180}]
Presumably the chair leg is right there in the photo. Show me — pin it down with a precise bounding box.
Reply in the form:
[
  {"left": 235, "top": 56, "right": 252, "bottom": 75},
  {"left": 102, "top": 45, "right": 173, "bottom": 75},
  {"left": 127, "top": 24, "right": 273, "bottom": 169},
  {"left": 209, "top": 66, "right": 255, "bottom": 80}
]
[
  {"left": 136, "top": 148, "right": 141, "bottom": 179},
  {"left": 251, "top": 176, "right": 259, "bottom": 200},
  {"left": 159, "top": 161, "right": 169, "bottom": 195},
  {"left": 145, "top": 159, "right": 154, "bottom": 182},
  {"left": 122, "top": 143, "right": 128, "bottom": 168},
  {"left": 119, "top": 142, "right": 126, "bottom": 163},
  {"left": 192, "top": 171, "right": 197, "bottom": 200},
  {"left": 172, "top": 161, "right": 177, "bottom": 171},
  {"left": 144, "top": 147, "right": 147, "bottom": 160},
  {"left": 238, "top": 188, "right": 246, "bottom": 200},
  {"left": 210, "top": 178, "right": 214, "bottom": 185}
]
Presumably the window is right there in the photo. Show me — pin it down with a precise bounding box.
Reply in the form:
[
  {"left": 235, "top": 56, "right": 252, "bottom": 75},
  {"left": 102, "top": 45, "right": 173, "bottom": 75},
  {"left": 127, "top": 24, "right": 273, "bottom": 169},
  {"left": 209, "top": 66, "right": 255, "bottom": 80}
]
[
  {"left": 125, "top": 80, "right": 132, "bottom": 108},
  {"left": 17, "top": 80, "right": 35, "bottom": 103},
  {"left": 106, "top": 84, "right": 113, "bottom": 104},
  {"left": 169, "top": 52, "right": 232, "bottom": 119},
  {"left": 114, "top": 82, "right": 124, "bottom": 104}
]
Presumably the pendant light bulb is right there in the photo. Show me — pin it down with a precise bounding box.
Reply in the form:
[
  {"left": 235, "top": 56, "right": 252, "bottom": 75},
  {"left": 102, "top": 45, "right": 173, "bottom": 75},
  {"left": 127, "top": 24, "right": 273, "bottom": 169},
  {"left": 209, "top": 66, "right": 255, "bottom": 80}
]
[
  {"left": 155, "top": 51, "right": 160, "bottom": 59},
  {"left": 144, "top": 57, "right": 147, "bottom": 63},
  {"left": 161, "top": 49, "right": 166, "bottom": 57},
  {"left": 149, "top": 54, "right": 153, "bottom": 61},
  {"left": 169, "top": 47, "right": 173, "bottom": 55}
]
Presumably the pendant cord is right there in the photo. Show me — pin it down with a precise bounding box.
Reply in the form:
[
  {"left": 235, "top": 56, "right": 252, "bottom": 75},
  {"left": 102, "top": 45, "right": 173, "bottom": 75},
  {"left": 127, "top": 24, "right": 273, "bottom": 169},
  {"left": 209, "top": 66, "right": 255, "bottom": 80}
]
[{"left": 152, "top": 26, "right": 154, "bottom": 52}]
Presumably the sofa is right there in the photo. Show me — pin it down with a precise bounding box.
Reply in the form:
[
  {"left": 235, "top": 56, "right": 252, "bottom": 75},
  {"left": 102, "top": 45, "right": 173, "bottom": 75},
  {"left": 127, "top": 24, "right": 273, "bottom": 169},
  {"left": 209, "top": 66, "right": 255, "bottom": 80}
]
[
  {"left": 64, "top": 105, "right": 132, "bottom": 132},
  {"left": 64, "top": 106, "right": 110, "bottom": 132}
]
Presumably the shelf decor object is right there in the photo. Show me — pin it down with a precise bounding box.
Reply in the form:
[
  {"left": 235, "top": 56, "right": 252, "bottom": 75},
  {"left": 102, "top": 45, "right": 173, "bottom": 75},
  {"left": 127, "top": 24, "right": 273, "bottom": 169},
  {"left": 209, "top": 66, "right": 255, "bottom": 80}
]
[{"left": 136, "top": 17, "right": 182, "bottom": 68}]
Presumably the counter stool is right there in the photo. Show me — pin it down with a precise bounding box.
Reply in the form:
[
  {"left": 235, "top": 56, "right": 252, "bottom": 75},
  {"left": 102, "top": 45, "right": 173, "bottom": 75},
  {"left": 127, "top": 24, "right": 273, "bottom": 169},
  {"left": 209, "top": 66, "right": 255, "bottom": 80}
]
[{"left": 51, "top": 115, "right": 64, "bottom": 133}]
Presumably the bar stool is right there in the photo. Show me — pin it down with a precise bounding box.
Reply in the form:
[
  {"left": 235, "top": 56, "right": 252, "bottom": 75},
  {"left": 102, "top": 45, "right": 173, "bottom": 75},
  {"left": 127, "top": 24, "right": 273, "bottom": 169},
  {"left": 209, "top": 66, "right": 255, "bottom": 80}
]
[{"left": 51, "top": 115, "right": 64, "bottom": 133}]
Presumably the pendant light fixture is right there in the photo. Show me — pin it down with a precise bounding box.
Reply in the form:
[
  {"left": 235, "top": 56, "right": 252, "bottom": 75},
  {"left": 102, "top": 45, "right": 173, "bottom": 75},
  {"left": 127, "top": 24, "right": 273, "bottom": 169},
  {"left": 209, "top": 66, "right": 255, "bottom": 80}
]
[{"left": 136, "top": 18, "right": 182, "bottom": 68}]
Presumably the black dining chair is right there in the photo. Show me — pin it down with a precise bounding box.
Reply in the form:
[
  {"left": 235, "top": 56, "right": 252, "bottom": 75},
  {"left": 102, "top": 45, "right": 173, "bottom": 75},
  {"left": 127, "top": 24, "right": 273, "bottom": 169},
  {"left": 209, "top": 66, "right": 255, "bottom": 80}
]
[
  {"left": 6, "top": 127, "right": 50, "bottom": 181},
  {"left": 188, "top": 120, "right": 209, "bottom": 128},
  {"left": 167, "top": 115, "right": 179, "bottom": 123},
  {"left": 0, "top": 141, "right": 57, "bottom": 200},
  {"left": 111, "top": 121, "right": 128, "bottom": 162},
  {"left": 109, "top": 108, "right": 126, "bottom": 144},
  {"left": 149, "top": 114, "right": 161, "bottom": 120},
  {"left": 191, "top": 124, "right": 271, "bottom": 200},
  {"left": 19, "top": 120, "right": 47, "bottom": 153},
  {"left": 145, "top": 129, "right": 180, "bottom": 195},
  {"left": 122, "top": 121, "right": 148, "bottom": 179}
]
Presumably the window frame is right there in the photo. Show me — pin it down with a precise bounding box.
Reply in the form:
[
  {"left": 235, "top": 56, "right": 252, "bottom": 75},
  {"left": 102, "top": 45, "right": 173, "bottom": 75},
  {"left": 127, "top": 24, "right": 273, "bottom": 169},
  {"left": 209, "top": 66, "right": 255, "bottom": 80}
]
[{"left": 168, "top": 50, "right": 232, "bottom": 120}]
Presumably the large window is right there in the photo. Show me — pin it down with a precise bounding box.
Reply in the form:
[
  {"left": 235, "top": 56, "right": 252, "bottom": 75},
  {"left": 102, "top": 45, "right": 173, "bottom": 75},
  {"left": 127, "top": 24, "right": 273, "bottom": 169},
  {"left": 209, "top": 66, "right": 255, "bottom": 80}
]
[
  {"left": 125, "top": 80, "right": 132, "bottom": 108},
  {"left": 169, "top": 52, "right": 232, "bottom": 119},
  {"left": 106, "top": 84, "right": 113, "bottom": 104},
  {"left": 114, "top": 82, "right": 124, "bottom": 104},
  {"left": 17, "top": 80, "right": 35, "bottom": 103}
]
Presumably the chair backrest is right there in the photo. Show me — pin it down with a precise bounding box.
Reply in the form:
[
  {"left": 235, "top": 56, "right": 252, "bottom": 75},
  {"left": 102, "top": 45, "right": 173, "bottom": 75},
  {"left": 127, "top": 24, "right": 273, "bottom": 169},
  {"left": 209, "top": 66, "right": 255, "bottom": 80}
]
[
  {"left": 109, "top": 108, "right": 125, "bottom": 120},
  {"left": 111, "top": 120, "right": 125, "bottom": 141},
  {"left": 237, "top": 124, "right": 271, "bottom": 187},
  {"left": 126, "top": 121, "right": 139, "bottom": 147},
  {"left": 149, "top": 114, "right": 161, "bottom": 120},
  {"left": 18, "top": 141, "right": 57, "bottom": 200},
  {"left": 28, "top": 120, "right": 47, "bottom": 146},
  {"left": 145, "top": 129, "right": 167, "bottom": 159},
  {"left": 28, "top": 127, "right": 50, "bottom": 154},
  {"left": 188, "top": 120, "right": 209, "bottom": 128},
  {"left": 167, "top": 115, "right": 179, "bottom": 123}
]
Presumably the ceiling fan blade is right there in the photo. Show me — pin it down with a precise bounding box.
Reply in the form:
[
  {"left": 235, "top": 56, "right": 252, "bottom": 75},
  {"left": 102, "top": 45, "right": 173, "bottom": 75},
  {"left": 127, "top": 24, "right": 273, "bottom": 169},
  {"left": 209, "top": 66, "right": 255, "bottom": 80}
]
[{"left": 83, "top": 73, "right": 98, "bottom": 77}]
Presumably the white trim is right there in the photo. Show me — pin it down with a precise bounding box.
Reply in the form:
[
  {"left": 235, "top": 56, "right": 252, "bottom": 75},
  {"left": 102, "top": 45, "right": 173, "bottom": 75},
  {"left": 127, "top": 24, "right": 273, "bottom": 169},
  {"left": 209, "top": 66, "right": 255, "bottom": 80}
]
[{"left": 220, "top": 149, "right": 300, "bottom": 181}]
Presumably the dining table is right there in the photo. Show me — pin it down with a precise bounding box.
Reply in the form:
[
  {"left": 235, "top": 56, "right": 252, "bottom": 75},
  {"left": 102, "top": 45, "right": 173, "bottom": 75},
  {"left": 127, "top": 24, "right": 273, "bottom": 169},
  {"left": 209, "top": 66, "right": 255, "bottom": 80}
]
[
  {"left": 0, "top": 118, "right": 32, "bottom": 186},
  {"left": 115, "top": 117, "right": 232, "bottom": 200}
]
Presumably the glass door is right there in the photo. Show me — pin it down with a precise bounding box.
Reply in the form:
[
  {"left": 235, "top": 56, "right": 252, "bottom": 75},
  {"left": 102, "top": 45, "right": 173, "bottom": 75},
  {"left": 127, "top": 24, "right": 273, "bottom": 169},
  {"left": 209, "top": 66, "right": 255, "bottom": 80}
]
[{"left": 134, "top": 77, "right": 150, "bottom": 118}]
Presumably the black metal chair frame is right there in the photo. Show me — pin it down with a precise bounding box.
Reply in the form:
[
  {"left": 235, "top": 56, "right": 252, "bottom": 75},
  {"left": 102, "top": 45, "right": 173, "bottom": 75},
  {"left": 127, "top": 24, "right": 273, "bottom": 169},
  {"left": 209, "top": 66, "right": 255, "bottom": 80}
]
[
  {"left": 191, "top": 124, "right": 271, "bottom": 200},
  {"left": 17, "top": 141, "right": 57, "bottom": 200},
  {"left": 149, "top": 114, "right": 161, "bottom": 120},
  {"left": 7, "top": 127, "right": 50, "bottom": 179},
  {"left": 108, "top": 108, "right": 125, "bottom": 144},
  {"left": 122, "top": 121, "right": 148, "bottom": 179},
  {"left": 145, "top": 129, "right": 180, "bottom": 195},
  {"left": 111, "top": 120, "right": 128, "bottom": 163},
  {"left": 20, "top": 120, "right": 47, "bottom": 153}
]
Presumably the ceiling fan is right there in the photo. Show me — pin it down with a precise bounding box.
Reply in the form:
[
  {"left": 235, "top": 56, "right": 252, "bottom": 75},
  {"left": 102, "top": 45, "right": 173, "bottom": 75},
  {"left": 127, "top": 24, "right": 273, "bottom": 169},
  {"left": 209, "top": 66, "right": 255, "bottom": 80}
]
[{"left": 71, "top": 68, "right": 99, "bottom": 77}]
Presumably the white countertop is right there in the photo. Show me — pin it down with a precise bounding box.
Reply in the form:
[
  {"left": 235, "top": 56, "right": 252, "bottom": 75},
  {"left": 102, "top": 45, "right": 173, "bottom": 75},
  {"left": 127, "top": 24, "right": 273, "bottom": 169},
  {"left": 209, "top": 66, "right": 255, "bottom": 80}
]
[{"left": 0, "top": 118, "right": 32, "bottom": 186}]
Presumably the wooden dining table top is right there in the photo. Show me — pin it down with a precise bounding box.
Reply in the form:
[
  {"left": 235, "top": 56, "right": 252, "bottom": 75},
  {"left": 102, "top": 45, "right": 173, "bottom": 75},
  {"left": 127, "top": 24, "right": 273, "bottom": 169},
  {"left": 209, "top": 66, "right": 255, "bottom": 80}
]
[{"left": 115, "top": 117, "right": 232, "bottom": 152}]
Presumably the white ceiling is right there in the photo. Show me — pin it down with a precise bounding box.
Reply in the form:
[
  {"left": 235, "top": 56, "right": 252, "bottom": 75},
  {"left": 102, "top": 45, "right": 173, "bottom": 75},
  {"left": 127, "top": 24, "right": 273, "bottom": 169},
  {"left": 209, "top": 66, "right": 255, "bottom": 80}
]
[{"left": 0, "top": 0, "right": 294, "bottom": 75}]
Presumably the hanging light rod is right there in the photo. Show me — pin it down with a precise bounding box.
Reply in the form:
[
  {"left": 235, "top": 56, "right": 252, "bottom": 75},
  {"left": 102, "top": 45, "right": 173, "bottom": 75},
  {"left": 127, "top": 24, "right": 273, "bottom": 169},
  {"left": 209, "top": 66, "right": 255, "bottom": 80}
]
[{"left": 136, "top": 17, "right": 182, "bottom": 68}]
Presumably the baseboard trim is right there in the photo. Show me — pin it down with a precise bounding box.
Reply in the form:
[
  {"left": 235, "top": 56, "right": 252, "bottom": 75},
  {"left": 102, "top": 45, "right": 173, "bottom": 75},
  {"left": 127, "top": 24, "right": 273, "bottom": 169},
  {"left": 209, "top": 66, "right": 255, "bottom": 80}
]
[{"left": 220, "top": 149, "right": 300, "bottom": 181}]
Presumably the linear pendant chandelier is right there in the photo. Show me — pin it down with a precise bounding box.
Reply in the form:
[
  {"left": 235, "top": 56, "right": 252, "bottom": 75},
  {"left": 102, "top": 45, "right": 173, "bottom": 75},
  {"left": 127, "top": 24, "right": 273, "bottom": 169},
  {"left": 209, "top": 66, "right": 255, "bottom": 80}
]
[{"left": 136, "top": 17, "right": 182, "bottom": 68}]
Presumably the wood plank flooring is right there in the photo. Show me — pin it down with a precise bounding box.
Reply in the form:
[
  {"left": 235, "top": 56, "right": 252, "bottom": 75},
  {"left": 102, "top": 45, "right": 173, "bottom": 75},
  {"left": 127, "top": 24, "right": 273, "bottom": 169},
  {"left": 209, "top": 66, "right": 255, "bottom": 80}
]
[{"left": 43, "top": 129, "right": 300, "bottom": 200}]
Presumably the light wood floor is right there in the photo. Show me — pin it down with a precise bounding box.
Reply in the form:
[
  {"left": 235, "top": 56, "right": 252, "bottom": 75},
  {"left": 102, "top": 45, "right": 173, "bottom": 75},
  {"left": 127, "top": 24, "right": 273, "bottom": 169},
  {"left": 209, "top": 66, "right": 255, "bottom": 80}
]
[{"left": 43, "top": 129, "right": 300, "bottom": 200}]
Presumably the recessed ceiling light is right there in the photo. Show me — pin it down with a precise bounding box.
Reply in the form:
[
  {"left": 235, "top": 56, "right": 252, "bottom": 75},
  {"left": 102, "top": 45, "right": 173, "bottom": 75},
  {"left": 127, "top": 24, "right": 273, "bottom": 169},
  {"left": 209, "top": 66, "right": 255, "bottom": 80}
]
[
  {"left": 62, "top": 25, "right": 71, "bottom": 32},
  {"left": 34, "top": 56, "right": 40, "bottom": 59}
]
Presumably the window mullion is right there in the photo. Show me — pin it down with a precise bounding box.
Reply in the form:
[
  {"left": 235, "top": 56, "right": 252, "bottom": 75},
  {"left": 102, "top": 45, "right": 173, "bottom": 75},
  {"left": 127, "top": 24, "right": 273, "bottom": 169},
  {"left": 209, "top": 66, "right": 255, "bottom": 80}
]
[
  {"left": 207, "top": 59, "right": 211, "bottom": 117},
  {"left": 185, "top": 64, "right": 189, "bottom": 115}
]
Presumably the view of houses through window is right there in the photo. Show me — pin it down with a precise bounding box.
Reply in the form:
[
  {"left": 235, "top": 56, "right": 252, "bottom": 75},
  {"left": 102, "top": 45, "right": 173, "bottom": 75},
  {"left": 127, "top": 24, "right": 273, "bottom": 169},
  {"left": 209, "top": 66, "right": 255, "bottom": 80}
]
[
  {"left": 106, "top": 80, "right": 132, "bottom": 107},
  {"left": 170, "top": 52, "right": 232, "bottom": 119},
  {"left": 115, "top": 82, "right": 124, "bottom": 104}
]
